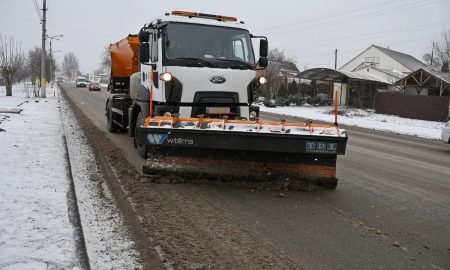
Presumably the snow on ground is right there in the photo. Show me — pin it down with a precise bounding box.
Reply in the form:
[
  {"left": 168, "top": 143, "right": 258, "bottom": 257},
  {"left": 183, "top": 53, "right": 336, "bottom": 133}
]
[
  {"left": 0, "top": 84, "right": 142, "bottom": 270},
  {"left": 59, "top": 88, "right": 142, "bottom": 270},
  {"left": 260, "top": 105, "right": 446, "bottom": 140},
  {"left": 0, "top": 85, "right": 84, "bottom": 269}
]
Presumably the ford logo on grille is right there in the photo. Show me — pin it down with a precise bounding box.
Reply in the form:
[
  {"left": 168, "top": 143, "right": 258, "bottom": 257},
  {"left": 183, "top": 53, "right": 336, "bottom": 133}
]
[{"left": 210, "top": 76, "right": 226, "bottom": 84}]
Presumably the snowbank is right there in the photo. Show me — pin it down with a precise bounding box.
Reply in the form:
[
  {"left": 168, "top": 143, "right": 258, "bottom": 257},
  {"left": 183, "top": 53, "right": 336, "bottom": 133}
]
[
  {"left": 59, "top": 88, "right": 142, "bottom": 270},
  {"left": 0, "top": 84, "right": 142, "bottom": 269},
  {"left": 260, "top": 105, "right": 445, "bottom": 140},
  {"left": 0, "top": 85, "right": 84, "bottom": 269}
]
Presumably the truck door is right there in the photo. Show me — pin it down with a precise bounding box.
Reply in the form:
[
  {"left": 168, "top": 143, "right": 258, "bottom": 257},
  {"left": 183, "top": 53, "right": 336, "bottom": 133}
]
[{"left": 140, "top": 30, "right": 161, "bottom": 104}]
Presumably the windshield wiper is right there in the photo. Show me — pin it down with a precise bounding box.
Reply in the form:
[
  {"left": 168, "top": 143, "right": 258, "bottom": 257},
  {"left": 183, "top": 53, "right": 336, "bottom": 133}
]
[
  {"left": 172, "top": 57, "right": 215, "bottom": 67},
  {"left": 214, "top": 59, "right": 253, "bottom": 69}
]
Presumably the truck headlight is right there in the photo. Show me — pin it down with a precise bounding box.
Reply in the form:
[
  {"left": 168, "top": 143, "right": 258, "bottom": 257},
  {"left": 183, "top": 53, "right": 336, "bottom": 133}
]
[
  {"left": 249, "top": 111, "right": 258, "bottom": 120},
  {"left": 258, "top": 76, "right": 267, "bottom": 85},
  {"left": 159, "top": 72, "right": 173, "bottom": 82}
]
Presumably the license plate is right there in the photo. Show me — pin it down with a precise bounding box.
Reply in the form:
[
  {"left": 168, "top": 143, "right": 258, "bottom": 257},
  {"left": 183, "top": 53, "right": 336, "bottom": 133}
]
[{"left": 206, "top": 107, "right": 230, "bottom": 114}]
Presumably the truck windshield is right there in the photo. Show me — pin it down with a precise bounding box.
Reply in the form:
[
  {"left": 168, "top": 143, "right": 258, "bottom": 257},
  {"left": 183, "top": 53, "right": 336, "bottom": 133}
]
[{"left": 163, "top": 23, "right": 256, "bottom": 68}]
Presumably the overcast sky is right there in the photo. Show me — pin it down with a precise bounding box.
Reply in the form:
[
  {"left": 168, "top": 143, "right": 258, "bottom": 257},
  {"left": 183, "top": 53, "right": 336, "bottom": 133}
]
[{"left": 1, "top": 0, "right": 449, "bottom": 74}]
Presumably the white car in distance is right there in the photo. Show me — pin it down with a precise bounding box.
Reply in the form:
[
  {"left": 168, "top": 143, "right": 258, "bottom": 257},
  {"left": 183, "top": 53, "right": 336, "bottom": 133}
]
[{"left": 76, "top": 77, "right": 88, "bottom": 88}]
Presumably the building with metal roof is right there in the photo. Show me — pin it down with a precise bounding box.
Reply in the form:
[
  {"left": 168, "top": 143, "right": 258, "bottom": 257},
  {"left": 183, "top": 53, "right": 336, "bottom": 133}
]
[
  {"left": 298, "top": 68, "right": 390, "bottom": 108},
  {"left": 372, "top": 45, "right": 427, "bottom": 72},
  {"left": 395, "top": 67, "right": 450, "bottom": 96},
  {"left": 339, "top": 45, "right": 427, "bottom": 87},
  {"left": 299, "top": 68, "right": 389, "bottom": 84},
  {"left": 376, "top": 67, "right": 450, "bottom": 122},
  {"left": 297, "top": 45, "right": 431, "bottom": 108}
]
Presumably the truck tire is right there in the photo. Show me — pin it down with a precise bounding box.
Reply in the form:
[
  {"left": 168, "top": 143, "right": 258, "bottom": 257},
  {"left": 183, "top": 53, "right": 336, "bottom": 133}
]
[
  {"left": 135, "top": 111, "right": 147, "bottom": 159},
  {"left": 107, "top": 108, "right": 117, "bottom": 133}
]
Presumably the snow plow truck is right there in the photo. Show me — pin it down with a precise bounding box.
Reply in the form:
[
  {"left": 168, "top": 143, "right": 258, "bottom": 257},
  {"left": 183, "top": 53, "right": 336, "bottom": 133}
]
[{"left": 106, "top": 11, "right": 348, "bottom": 189}]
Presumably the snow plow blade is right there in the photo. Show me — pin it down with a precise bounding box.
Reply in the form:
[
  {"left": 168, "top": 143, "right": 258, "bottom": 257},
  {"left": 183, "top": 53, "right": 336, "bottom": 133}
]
[{"left": 136, "top": 116, "right": 348, "bottom": 190}]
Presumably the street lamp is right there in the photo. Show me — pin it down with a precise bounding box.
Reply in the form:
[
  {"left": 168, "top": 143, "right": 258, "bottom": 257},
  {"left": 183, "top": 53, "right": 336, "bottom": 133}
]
[
  {"left": 50, "top": 50, "right": 61, "bottom": 87},
  {"left": 47, "top": 34, "right": 63, "bottom": 86}
]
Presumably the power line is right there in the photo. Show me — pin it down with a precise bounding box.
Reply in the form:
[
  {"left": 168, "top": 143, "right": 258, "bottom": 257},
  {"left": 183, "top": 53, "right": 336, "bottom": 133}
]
[
  {"left": 298, "top": 34, "right": 439, "bottom": 68},
  {"left": 282, "top": 20, "right": 450, "bottom": 51},
  {"left": 295, "top": 0, "right": 443, "bottom": 33},
  {"left": 294, "top": 33, "right": 441, "bottom": 62},
  {"left": 0, "top": 12, "right": 38, "bottom": 23},
  {"left": 270, "top": 0, "right": 442, "bottom": 36},
  {"left": 32, "top": 0, "right": 41, "bottom": 22},
  {"left": 255, "top": 0, "right": 408, "bottom": 32},
  {"left": 0, "top": 12, "right": 116, "bottom": 38},
  {"left": 49, "top": 23, "right": 116, "bottom": 38},
  {"left": 261, "top": 0, "right": 443, "bottom": 36}
]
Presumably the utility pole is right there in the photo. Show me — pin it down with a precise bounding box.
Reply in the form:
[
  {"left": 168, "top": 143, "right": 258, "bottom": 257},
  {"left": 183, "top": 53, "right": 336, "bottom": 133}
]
[
  {"left": 430, "top": 42, "right": 435, "bottom": 66},
  {"left": 49, "top": 39, "right": 52, "bottom": 86},
  {"left": 334, "top": 49, "right": 338, "bottom": 70},
  {"left": 40, "top": 0, "right": 47, "bottom": 98},
  {"left": 48, "top": 35, "right": 63, "bottom": 87}
]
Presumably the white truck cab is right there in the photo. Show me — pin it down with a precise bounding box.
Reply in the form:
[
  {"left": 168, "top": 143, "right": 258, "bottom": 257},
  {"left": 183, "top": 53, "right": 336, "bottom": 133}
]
[{"left": 137, "top": 11, "right": 268, "bottom": 120}]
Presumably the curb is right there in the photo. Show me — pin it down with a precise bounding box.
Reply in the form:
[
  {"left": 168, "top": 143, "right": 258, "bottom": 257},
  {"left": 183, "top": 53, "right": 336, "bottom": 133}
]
[{"left": 57, "top": 85, "right": 91, "bottom": 270}]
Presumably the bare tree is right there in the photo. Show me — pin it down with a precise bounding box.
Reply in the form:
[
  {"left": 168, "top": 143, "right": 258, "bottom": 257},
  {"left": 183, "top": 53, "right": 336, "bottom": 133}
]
[
  {"left": 14, "top": 64, "right": 28, "bottom": 83},
  {"left": 0, "top": 35, "right": 24, "bottom": 96},
  {"left": 423, "top": 52, "right": 439, "bottom": 69},
  {"left": 100, "top": 46, "right": 111, "bottom": 73},
  {"left": 442, "top": 60, "right": 449, "bottom": 73},
  {"left": 423, "top": 29, "right": 450, "bottom": 71},
  {"left": 25, "top": 47, "right": 55, "bottom": 96},
  {"left": 263, "top": 48, "right": 296, "bottom": 99},
  {"left": 28, "top": 47, "right": 41, "bottom": 83},
  {"left": 27, "top": 47, "right": 42, "bottom": 97},
  {"left": 62, "top": 52, "right": 79, "bottom": 80}
]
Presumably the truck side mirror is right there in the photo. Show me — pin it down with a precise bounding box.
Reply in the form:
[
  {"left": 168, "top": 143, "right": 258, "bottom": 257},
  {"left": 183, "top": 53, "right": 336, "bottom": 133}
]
[
  {"left": 139, "top": 29, "right": 149, "bottom": 42},
  {"left": 258, "top": 57, "right": 268, "bottom": 68},
  {"left": 259, "top": 39, "right": 268, "bottom": 57},
  {"left": 140, "top": 43, "right": 150, "bottom": 63}
]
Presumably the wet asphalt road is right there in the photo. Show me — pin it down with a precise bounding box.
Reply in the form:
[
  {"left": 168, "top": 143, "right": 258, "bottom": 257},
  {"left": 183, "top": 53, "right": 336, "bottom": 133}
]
[{"left": 61, "top": 83, "right": 450, "bottom": 269}]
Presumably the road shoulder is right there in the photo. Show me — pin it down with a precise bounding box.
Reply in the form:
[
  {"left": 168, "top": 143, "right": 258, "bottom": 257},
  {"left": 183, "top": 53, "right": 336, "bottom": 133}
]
[{"left": 60, "top": 86, "right": 157, "bottom": 269}]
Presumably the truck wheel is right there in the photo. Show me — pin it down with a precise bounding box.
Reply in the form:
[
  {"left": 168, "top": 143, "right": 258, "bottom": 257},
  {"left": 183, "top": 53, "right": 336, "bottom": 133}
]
[
  {"left": 135, "top": 111, "right": 148, "bottom": 159},
  {"left": 107, "top": 109, "right": 117, "bottom": 133}
]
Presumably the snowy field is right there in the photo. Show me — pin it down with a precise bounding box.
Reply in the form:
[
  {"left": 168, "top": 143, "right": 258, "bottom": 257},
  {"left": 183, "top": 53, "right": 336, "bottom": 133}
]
[
  {"left": 260, "top": 105, "right": 447, "bottom": 140},
  {"left": 0, "top": 84, "right": 141, "bottom": 270},
  {"left": 0, "top": 85, "right": 84, "bottom": 269}
]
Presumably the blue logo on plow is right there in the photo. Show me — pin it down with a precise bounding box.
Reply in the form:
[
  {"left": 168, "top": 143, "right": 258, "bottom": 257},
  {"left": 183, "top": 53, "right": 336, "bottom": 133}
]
[
  {"left": 306, "top": 141, "right": 316, "bottom": 150},
  {"left": 306, "top": 141, "right": 337, "bottom": 153},
  {"left": 147, "top": 133, "right": 168, "bottom": 144}
]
